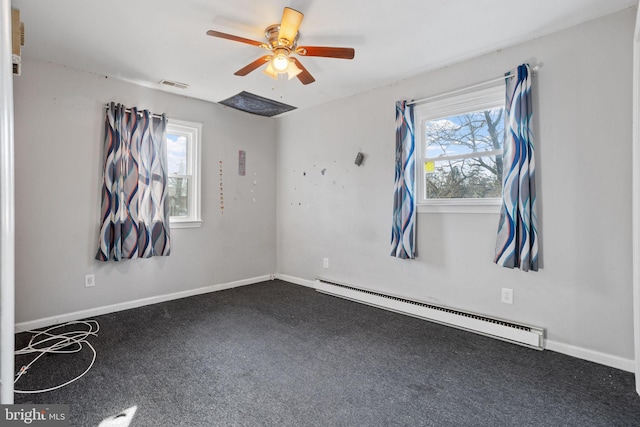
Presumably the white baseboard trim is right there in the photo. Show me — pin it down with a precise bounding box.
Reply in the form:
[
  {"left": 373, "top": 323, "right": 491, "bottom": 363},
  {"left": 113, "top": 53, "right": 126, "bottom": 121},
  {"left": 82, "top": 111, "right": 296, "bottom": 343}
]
[
  {"left": 275, "top": 274, "right": 315, "bottom": 288},
  {"left": 17, "top": 273, "right": 636, "bottom": 374},
  {"left": 278, "top": 274, "right": 635, "bottom": 373},
  {"left": 15, "top": 274, "right": 273, "bottom": 333},
  {"left": 545, "top": 339, "right": 635, "bottom": 373}
]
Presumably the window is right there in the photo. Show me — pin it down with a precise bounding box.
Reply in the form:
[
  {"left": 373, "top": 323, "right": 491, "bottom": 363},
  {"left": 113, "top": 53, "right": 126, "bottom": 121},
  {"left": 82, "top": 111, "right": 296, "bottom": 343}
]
[
  {"left": 166, "top": 119, "right": 202, "bottom": 228},
  {"left": 415, "top": 86, "right": 505, "bottom": 213}
]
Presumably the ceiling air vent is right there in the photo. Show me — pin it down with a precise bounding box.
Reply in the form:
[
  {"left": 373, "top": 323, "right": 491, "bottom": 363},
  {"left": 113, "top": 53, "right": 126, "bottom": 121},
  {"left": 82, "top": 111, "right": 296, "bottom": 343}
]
[
  {"left": 159, "top": 79, "right": 189, "bottom": 90},
  {"left": 219, "top": 91, "right": 296, "bottom": 117}
]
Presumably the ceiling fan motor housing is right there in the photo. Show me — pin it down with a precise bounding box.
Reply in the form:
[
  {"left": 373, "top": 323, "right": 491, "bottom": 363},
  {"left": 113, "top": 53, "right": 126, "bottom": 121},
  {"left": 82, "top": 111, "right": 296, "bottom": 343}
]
[{"left": 265, "top": 24, "right": 299, "bottom": 50}]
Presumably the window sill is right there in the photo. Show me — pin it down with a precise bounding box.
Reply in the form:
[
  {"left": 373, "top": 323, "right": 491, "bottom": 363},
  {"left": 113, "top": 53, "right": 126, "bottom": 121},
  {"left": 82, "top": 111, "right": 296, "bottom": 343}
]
[
  {"left": 417, "top": 198, "right": 501, "bottom": 214},
  {"left": 170, "top": 219, "right": 203, "bottom": 229}
]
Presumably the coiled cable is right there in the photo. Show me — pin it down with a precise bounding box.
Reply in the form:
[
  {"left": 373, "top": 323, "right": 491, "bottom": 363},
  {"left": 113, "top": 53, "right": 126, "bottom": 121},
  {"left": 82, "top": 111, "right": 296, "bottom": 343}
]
[{"left": 14, "top": 320, "right": 99, "bottom": 394}]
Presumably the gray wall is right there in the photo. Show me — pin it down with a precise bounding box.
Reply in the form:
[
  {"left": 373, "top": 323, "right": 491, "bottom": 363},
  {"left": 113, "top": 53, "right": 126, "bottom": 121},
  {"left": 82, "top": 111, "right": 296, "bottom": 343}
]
[
  {"left": 13, "top": 58, "right": 277, "bottom": 323},
  {"left": 276, "top": 9, "right": 635, "bottom": 362}
]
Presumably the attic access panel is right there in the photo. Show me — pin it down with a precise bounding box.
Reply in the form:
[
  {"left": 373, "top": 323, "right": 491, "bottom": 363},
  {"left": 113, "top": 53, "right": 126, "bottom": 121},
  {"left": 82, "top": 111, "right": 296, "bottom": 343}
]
[{"left": 219, "top": 91, "right": 296, "bottom": 117}]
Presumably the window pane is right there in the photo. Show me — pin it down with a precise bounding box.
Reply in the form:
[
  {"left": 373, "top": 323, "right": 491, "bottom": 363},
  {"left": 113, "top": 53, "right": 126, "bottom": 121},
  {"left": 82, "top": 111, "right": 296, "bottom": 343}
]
[
  {"left": 167, "top": 133, "right": 188, "bottom": 175},
  {"left": 424, "top": 106, "right": 504, "bottom": 199},
  {"left": 425, "top": 107, "right": 504, "bottom": 158},
  {"left": 425, "top": 155, "right": 503, "bottom": 199},
  {"left": 168, "top": 177, "right": 189, "bottom": 217}
]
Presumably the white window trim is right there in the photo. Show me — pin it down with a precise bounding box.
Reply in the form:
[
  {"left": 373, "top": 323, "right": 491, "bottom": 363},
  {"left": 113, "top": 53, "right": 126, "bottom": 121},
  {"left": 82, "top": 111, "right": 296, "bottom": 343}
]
[
  {"left": 167, "top": 119, "right": 202, "bottom": 228},
  {"left": 417, "top": 198, "right": 502, "bottom": 214},
  {"left": 414, "top": 85, "right": 504, "bottom": 214}
]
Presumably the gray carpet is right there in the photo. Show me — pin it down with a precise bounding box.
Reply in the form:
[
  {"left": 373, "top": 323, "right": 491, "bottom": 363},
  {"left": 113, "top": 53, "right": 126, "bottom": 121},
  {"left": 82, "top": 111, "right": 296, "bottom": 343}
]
[{"left": 14, "top": 280, "right": 640, "bottom": 426}]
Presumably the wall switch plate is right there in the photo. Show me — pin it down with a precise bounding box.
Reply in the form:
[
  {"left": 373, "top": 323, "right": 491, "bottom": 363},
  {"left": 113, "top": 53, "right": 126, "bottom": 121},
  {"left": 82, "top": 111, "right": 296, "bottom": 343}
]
[
  {"left": 85, "top": 274, "right": 95, "bottom": 288},
  {"left": 501, "top": 288, "right": 513, "bottom": 304},
  {"left": 323, "top": 258, "right": 329, "bottom": 269}
]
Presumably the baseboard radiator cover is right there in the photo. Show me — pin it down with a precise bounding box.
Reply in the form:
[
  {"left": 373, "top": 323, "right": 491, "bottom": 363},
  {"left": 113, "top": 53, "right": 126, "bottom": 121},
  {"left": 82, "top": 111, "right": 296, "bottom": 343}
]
[{"left": 315, "top": 279, "right": 544, "bottom": 350}]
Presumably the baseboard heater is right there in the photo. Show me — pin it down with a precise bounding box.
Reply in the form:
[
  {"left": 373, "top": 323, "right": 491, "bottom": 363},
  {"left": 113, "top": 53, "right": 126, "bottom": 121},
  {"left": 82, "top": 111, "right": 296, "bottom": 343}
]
[{"left": 315, "top": 279, "right": 544, "bottom": 350}]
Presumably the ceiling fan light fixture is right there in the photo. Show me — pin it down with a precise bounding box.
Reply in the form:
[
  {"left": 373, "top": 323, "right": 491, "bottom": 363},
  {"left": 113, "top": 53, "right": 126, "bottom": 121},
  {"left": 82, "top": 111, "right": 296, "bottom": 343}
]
[
  {"left": 286, "top": 60, "right": 302, "bottom": 80},
  {"left": 271, "top": 49, "right": 290, "bottom": 72},
  {"left": 262, "top": 62, "right": 279, "bottom": 80},
  {"left": 264, "top": 53, "right": 300, "bottom": 81}
]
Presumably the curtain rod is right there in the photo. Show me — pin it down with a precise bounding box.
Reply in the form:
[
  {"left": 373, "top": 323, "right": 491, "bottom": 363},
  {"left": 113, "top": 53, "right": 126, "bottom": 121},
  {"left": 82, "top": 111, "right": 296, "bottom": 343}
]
[
  {"left": 103, "top": 103, "right": 166, "bottom": 119},
  {"left": 408, "top": 65, "right": 539, "bottom": 106}
]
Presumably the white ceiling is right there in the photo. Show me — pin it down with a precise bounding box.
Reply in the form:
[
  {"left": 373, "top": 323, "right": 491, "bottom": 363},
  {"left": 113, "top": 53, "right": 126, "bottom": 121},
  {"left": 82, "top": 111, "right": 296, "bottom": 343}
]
[{"left": 11, "top": 0, "right": 637, "bottom": 114}]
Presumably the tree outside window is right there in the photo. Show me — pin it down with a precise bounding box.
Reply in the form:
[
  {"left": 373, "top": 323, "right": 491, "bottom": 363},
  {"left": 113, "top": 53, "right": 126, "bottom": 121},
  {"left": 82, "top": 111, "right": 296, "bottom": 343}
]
[
  {"left": 414, "top": 85, "right": 505, "bottom": 213},
  {"left": 424, "top": 107, "right": 503, "bottom": 199}
]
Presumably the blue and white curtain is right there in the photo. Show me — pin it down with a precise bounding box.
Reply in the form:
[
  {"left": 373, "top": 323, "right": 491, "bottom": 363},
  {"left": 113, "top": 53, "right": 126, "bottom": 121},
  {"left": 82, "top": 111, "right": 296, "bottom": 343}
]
[
  {"left": 96, "top": 103, "right": 171, "bottom": 261},
  {"left": 494, "top": 64, "right": 539, "bottom": 271},
  {"left": 390, "top": 101, "right": 416, "bottom": 259}
]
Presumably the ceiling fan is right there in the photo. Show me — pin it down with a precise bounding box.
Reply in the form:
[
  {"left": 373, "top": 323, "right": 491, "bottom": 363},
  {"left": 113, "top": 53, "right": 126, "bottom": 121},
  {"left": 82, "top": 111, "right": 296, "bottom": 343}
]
[{"left": 206, "top": 7, "right": 355, "bottom": 85}]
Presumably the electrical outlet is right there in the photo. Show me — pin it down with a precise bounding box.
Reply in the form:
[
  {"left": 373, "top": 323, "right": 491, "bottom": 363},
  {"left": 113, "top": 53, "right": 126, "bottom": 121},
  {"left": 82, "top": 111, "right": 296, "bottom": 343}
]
[
  {"left": 323, "top": 258, "right": 329, "bottom": 269},
  {"left": 501, "top": 288, "right": 513, "bottom": 304},
  {"left": 85, "top": 274, "right": 95, "bottom": 288}
]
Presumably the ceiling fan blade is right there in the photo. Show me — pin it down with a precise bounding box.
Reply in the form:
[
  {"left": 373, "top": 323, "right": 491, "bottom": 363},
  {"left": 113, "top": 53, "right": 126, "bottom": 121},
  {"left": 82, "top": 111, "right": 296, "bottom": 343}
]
[
  {"left": 234, "top": 56, "right": 272, "bottom": 76},
  {"left": 279, "top": 7, "right": 304, "bottom": 46},
  {"left": 290, "top": 58, "right": 315, "bottom": 85},
  {"left": 206, "top": 30, "right": 265, "bottom": 48},
  {"left": 296, "top": 46, "right": 355, "bottom": 59}
]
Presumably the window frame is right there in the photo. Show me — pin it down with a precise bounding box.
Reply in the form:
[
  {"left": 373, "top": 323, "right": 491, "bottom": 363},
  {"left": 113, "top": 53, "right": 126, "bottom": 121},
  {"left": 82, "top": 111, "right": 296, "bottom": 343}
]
[
  {"left": 166, "top": 119, "right": 202, "bottom": 228},
  {"left": 414, "top": 85, "right": 505, "bottom": 214}
]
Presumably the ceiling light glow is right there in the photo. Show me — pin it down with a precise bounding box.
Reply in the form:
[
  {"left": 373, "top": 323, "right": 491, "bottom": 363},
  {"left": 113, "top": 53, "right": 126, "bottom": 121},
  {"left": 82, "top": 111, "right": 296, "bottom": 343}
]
[{"left": 272, "top": 53, "right": 290, "bottom": 72}]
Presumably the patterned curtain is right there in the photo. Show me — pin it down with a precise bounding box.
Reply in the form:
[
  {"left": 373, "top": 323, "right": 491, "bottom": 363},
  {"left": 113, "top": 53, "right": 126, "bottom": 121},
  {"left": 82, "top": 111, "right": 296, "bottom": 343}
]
[
  {"left": 390, "top": 101, "right": 416, "bottom": 259},
  {"left": 96, "top": 103, "right": 171, "bottom": 261},
  {"left": 494, "top": 64, "right": 538, "bottom": 271}
]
